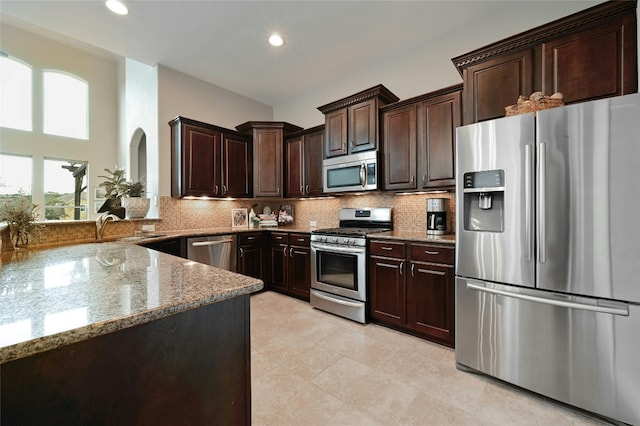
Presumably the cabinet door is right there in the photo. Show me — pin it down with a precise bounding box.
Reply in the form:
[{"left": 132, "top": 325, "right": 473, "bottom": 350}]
[
  {"left": 304, "top": 130, "right": 324, "bottom": 196},
  {"left": 463, "top": 49, "right": 534, "bottom": 124},
  {"left": 369, "top": 255, "right": 406, "bottom": 326},
  {"left": 407, "top": 261, "right": 454, "bottom": 346},
  {"left": 349, "top": 99, "right": 377, "bottom": 153},
  {"left": 543, "top": 15, "right": 637, "bottom": 105},
  {"left": 238, "top": 244, "right": 264, "bottom": 279},
  {"left": 182, "top": 124, "right": 222, "bottom": 197},
  {"left": 285, "top": 136, "right": 304, "bottom": 198},
  {"left": 325, "top": 108, "right": 348, "bottom": 158},
  {"left": 223, "top": 134, "right": 252, "bottom": 198},
  {"left": 383, "top": 104, "right": 417, "bottom": 191},
  {"left": 270, "top": 243, "right": 288, "bottom": 291},
  {"left": 254, "top": 128, "right": 283, "bottom": 197},
  {"left": 289, "top": 246, "right": 311, "bottom": 300},
  {"left": 419, "top": 91, "right": 460, "bottom": 189}
]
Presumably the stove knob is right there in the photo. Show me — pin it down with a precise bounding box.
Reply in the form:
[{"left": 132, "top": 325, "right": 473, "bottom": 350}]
[{"left": 332, "top": 237, "right": 338, "bottom": 243}]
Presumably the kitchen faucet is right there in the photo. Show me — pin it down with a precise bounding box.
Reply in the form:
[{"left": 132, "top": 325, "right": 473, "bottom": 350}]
[{"left": 95, "top": 213, "right": 121, "bottom": 241}]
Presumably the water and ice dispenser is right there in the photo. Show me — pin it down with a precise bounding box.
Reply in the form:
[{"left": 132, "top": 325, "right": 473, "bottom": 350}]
[{"left": 462, "top": 169, "right": 505, "bottom": 232}]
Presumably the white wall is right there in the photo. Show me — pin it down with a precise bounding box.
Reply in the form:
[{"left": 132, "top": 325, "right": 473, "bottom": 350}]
[
  {"left": 123, "top": 58, "right": 159, "bottom": 217},
  {"left": 0, "top": 23, "right": 118, "bottom": 218},
  {"left": 156, "top": 65, "right": 273, "bottom": 196}
]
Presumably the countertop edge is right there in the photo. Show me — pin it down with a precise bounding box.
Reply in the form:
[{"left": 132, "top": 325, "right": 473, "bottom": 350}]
[
  {"left": 369, "top": 231, "right": 456, "bottom": 245},
  {"left": 1, "top": 280, "right": 263, "bottom": 364}
]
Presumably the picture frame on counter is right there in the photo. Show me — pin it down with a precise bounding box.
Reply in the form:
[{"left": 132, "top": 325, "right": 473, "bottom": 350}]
[{"left": 232, "top": 208, "right": 248, "bottom": 228}]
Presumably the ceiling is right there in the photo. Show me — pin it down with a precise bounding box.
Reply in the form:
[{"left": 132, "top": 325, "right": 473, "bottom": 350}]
[{"left": 0, "top": 1, "right": 603, "bottom": 108}]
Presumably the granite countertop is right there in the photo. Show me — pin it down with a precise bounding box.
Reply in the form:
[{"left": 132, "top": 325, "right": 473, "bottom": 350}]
[
  {"left": 371, "top": 231, "right": 456, "bottom": 245},
  {"left": 114, "top": 226, "right": 313, "bottom": 244},
  {"left": 0, "top": 242, "right": 263, "bottom": 364}
]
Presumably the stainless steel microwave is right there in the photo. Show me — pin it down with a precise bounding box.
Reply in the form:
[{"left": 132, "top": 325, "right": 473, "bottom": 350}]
[{"left": 323, "top": 150, "right": 378, "bottom": 193}]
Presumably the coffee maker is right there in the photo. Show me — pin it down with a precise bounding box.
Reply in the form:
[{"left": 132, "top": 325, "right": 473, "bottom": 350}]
[{"left": 427, "top": 198, "right": 448, "bottom": 235}]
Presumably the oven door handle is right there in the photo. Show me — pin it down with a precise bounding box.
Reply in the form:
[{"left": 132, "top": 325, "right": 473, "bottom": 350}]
[
  {"left": 311, "top": 243, "right": 365, "bottom": 254},
  {"left": 312, "top": 290, "right": 364, "bottom": 308}
]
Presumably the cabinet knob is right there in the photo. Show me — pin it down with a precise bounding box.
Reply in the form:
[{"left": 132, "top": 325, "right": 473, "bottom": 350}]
[
  {"left": 305, "top": 184, "right": 309, "bottom": 194},
  {"left": 223, "top": 185, "right": 227, "bottom": 194},
  {"left": 399, "top": 261, "right": 404, "bottom": 276},
  {"left": 411, "top": 175, "right": 415, "bottom": 184},
  {"left": 215, "top": 185, "right": 219, "bottom": 194},
  {"left": 289, "top": 247, "right": 294, "bottom": 257},
  {"left": 239, "top": 247, "right": 244, "bottom": 258},
  {"left": 411, "top": 263, "right": 415, "bottom": 277}
]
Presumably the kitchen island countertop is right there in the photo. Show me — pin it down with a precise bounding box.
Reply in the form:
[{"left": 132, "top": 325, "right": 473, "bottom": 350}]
[{"left": 0, "top": 242, "right": 263, "bottom": 364}]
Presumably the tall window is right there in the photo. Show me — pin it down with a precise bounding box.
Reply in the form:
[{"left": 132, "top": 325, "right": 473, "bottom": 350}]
[
  {"left": 43, "top": 71, "right": 88, "bottom": 139},
  {"left": 0, "top": 55, "right": 32, "bottom": 131}
]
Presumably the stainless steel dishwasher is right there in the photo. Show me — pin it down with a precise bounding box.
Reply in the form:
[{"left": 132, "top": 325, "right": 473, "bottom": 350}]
[{"left": 186, "top": 235, "right": 237, "bottom": 271}]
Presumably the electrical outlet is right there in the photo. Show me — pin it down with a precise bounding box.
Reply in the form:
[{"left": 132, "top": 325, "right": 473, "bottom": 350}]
[
  {"left": 310, "top": 220, "right": 317, "bottom": 228},
  {"left": 141, "top": 224, "right": 155, "bottom": 233}
]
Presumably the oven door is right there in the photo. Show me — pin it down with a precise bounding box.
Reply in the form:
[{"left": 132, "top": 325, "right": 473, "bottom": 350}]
[{"left": 311, "top": 242, "right": 366, "bottom": 301}]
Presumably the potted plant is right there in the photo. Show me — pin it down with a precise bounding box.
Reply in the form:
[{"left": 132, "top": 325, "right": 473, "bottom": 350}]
[
  {"left": 98, "top": 168, "right": 149, "bottom": 219},
  {"left": 121, "top": 178, "right": 150, "bottom": 219},
  {"left": 0, "top": 195, "right": 45, "bottom": 250},
  {"left": 97, "top": 168, "right": 127, "bottom": 218}
]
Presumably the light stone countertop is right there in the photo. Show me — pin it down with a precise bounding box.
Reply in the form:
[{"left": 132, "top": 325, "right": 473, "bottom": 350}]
[
  {"left": 370, "top": 231, "right": 456, "bottom": 245},
  {"left": 0, "top": 242, "right": 263, "bottom": 364}
]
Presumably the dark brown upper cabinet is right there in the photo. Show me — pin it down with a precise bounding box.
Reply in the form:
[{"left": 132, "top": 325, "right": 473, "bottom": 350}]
[
  {"left": 236, "top": 121, "right": 303, "bottom": 198},
  {"left": 452, "top": 0, "right": 637, "bottom": 124},
  {"left": 381, "top": 85, "right": 461, "bottom": 192},
  {"left": 170, "top": 116, "right": 252, "bottom": 198},
  {"left": 318, "top": 84, "right": 399, "bottom": 158},
  {"left": 285, "top": 125, "right": 325, "bottom": 198}
]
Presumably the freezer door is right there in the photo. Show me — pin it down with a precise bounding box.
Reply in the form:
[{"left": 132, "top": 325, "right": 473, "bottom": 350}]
[
  {"left": 456, "top": 113, "right": 535, "bottom": 287},
  {"left": 537, "top": 93, "right": 640, "bottom": 303},
  {"left": 456, "top": 278, "right": 639, "bottom": 425}
]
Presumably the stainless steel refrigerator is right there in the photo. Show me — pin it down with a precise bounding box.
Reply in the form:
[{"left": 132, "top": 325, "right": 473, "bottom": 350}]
[{"left": 455, "top": 93, "right": 640, "bottom": 425}]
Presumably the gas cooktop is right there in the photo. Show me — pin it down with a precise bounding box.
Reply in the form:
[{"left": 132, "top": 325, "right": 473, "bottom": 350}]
[
  {"left": 312, "top": 227, "right": 390, "bottom": 238},
  {"left": 311, "top": 207, "right": 393, "bottom": 239}
]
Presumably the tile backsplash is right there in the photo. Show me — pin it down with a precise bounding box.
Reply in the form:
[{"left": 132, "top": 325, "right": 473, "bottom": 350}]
[
  {"left": 156, "top": 192, "right": 456, "bottom": 233},
  {"left": 1, "top": 192, "right": 456, "bottom": 250}
]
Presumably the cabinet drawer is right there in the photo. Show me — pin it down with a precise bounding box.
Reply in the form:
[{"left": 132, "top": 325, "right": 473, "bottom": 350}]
[
  {"left": 289, "top": 233, "right": 310, "bottom": 247},
  {"left": 238, "top": 232, "right": 265, "bottom": 245},
  {"left": 369, "top": 240, "right": 406, "bottom": 258},
  {"left": 270, "top": 232, "right": 289, "bottom": 244},
  {"left": 410, "top": 244, "right": 454, "bottom": 265}
]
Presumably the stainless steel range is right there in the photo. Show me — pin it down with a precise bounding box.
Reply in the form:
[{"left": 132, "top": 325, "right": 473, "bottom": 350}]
[{"left": 310, "top": 207, "right": 392, "bottom": 323}]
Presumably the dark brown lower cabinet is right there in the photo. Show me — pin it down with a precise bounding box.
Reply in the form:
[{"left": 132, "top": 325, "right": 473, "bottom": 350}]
[
  {"left": 269, "top": 232, "right": 311, "bottom": 301},
  {"left": 1, "top": 296, "right": 252, "bottom": 425},
  {"left": 369, "top": 239, "right": 455, "bottom": 347},
  {"left": 140, "top": 237, "right": 185, "bottom": 258},
  {"left": 237, "top": 232, "right": 266, "bottom": 280}
]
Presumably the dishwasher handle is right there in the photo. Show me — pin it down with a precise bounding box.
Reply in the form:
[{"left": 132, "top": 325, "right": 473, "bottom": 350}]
[{"left": 190, "top": 239, "right": 234, "bottom": 247}]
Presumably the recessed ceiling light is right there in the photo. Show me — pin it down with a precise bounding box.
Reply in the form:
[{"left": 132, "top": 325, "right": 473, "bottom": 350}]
[
  {"left": 268, "top": 34, "right": 284, "bottom": 47},
  {"left": 105, "top": 0, "right": 129, "bottom": 15}
]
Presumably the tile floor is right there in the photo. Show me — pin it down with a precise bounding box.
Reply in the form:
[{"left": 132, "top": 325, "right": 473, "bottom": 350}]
[{"left": 250, "top": 291, "right": 609, "bottom": 426}]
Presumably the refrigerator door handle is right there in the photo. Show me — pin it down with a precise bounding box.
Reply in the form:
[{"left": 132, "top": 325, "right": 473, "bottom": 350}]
[
  {"left": 466, "top": 281, "right": 629, "bottom": 316},
  {"left": 537, "top": 142, "right": 547, "bottom": 263},
  {"left": 525, "top": 144, "right": 533, "bottom": 262}
]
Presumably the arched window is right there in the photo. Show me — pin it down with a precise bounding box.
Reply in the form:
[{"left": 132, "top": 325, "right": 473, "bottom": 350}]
[
  {"left": 43, "top": 71, "right": 88, "bottom": 139},
  {"left": 0, "top": 55, "right": 33, "bottom": 131}
]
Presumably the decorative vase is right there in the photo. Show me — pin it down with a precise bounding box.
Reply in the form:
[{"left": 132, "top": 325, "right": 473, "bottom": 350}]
[
  {"left": 249, "top": 208, "right": 257, "bottom": 228},
  {"left": 121, "top": 197, "right": 150, "bottom": 219}
]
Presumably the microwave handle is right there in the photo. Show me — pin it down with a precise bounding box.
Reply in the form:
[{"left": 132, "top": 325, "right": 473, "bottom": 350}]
[{"left": 360, "top": 162, "right": 366, "bottom": 188}]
